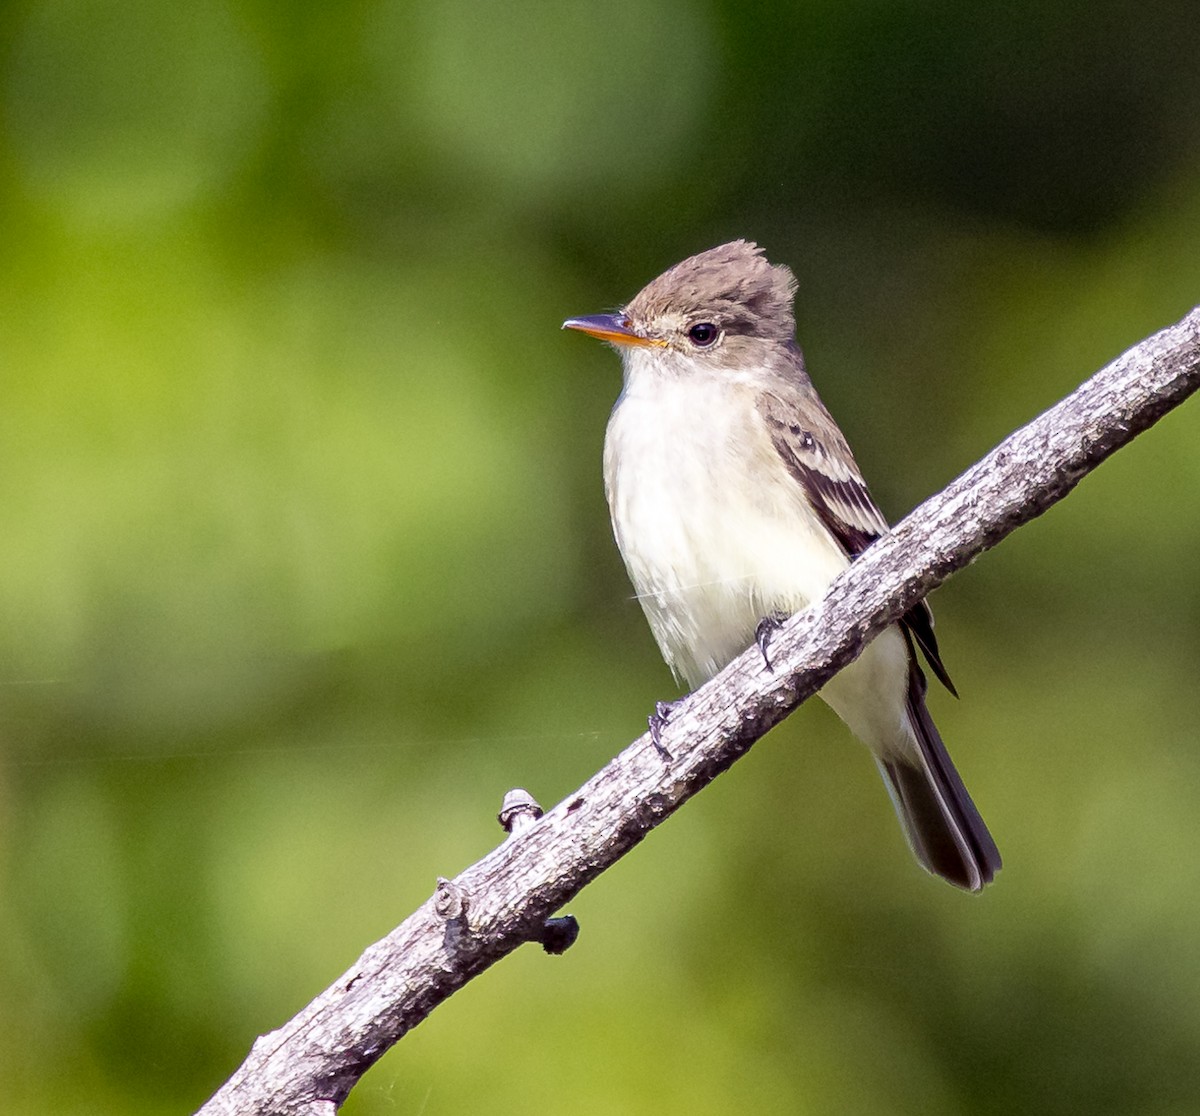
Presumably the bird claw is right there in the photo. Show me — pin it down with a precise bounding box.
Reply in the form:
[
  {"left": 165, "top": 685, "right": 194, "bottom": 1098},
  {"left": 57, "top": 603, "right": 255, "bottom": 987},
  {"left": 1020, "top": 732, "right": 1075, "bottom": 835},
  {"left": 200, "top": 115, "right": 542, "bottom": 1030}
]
[
  {"left": 754, "top": 612, "right": 788, "bottom": 672},
  {"left": 648, "top": 699, "right": 680, "bottom": 759}
]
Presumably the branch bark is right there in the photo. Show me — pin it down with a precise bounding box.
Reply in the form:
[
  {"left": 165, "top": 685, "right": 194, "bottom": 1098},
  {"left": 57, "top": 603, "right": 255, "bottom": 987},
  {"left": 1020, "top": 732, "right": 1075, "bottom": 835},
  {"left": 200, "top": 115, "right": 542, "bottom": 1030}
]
[{"left": 196, "top": 308, "right": 1200, "bottom": 1116}]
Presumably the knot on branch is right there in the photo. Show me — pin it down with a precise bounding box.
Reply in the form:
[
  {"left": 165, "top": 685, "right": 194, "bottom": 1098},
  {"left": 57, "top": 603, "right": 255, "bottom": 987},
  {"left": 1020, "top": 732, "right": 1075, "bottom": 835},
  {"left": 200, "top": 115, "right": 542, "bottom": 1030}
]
[
  {"left": 498, "top": 788, "right": 543, "bottom": 835},
  {"left": 538, "top": 916, "right": 580, "bottom": 955},
  {"left": 434, "top": 877, "right": 469, "bottom": 922}
]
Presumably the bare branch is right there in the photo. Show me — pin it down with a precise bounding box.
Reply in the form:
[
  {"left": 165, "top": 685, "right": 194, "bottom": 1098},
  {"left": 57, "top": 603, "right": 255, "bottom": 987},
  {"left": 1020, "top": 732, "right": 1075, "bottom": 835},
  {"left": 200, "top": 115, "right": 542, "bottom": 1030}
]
[{"left": 196, "top": 308, "right": 1200, "bottom": 1116}]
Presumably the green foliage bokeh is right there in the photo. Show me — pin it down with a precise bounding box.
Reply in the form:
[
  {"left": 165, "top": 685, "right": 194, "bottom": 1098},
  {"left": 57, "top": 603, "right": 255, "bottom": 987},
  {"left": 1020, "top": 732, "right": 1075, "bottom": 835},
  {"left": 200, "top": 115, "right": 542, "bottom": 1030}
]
[{"left": 1, "top": 1, "right": 1199, "bottom": 1112}]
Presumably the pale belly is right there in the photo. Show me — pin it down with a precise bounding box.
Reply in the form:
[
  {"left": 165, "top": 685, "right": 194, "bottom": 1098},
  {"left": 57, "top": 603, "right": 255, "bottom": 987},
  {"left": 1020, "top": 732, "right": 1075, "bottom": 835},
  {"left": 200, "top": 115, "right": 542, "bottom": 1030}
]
[{"left": 604, "top": 382, "right": 912, "bottom": 760}]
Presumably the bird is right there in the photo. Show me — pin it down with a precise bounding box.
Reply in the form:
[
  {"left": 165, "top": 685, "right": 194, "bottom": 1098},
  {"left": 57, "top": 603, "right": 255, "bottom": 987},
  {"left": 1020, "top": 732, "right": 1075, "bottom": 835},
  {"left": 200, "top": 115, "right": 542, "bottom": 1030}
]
[{"left": 563, "top": 239, "right": 1000, "bottom": 891}]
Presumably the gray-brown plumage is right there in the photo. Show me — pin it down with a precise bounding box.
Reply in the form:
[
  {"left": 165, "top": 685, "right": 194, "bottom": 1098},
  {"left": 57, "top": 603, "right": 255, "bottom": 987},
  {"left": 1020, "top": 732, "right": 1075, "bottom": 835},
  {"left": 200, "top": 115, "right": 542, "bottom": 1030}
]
[{"left": 564, "top": 240, "right": 1000, "bottom": 890}]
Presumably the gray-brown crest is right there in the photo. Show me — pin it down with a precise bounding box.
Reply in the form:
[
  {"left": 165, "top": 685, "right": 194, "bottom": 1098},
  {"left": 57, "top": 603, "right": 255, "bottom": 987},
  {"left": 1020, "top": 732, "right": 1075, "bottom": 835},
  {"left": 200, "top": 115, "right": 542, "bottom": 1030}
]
[{"left": 626, "top": 240, "right": 798, "bottom": 343}]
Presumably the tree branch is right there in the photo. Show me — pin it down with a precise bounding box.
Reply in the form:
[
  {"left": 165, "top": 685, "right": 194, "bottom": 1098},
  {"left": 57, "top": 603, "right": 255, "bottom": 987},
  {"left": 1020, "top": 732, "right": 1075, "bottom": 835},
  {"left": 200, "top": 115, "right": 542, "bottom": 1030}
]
[{"left": 196, "top": 308, "right": 1200, "bottom": 1116}]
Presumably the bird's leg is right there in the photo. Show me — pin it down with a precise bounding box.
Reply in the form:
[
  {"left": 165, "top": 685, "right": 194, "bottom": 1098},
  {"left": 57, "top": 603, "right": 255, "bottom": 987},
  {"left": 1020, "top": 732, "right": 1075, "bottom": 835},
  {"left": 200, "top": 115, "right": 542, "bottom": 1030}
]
[
  {"left": 648, "top": 699, "right": 680, "bottom": 759},
  {"left": 754, "top": 611, "right": 790, "bottom": 672}
]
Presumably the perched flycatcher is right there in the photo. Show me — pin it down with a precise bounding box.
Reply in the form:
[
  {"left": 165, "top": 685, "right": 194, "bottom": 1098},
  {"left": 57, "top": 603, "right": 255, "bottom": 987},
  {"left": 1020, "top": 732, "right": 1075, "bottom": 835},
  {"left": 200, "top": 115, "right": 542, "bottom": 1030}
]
[{"left": 563, "top": 240, "right": 1000, "bottom": 891}]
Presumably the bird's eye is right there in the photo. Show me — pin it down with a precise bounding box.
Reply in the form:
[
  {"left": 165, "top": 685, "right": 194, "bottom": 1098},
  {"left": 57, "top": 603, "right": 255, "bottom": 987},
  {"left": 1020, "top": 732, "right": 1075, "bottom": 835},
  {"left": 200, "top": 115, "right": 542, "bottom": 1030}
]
[{"left": 687, "top": 322, "right": 719, "bottom": 347}]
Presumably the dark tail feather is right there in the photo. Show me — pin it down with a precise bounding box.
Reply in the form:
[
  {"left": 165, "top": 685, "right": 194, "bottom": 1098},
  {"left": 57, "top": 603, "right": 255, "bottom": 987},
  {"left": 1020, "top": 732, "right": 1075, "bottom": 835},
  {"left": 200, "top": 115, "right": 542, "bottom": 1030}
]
[{"left": 877, "top": 688, "right": 1001, "bottom": 892}]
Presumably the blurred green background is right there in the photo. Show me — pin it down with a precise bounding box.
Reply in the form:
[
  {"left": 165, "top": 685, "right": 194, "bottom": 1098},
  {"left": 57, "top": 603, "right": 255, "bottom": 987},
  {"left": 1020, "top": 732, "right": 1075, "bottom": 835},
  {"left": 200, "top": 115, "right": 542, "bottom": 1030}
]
[{"left": 1, "top": 0, "right": 1199, "bottom": 1112}]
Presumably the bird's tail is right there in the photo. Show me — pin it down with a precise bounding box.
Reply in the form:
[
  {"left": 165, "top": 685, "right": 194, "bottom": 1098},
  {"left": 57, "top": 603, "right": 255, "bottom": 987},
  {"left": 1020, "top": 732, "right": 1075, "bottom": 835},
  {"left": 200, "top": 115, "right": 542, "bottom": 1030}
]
[{"left": 877, "top": 683, "right": 1001, "bottom": 891}]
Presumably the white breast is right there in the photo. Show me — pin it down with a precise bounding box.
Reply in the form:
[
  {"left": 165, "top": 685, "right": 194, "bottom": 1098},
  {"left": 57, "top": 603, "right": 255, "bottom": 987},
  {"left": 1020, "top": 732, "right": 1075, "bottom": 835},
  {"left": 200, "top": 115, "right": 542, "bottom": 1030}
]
[{"left": 603, "top": 370, "right": 850, "bottom": 689}]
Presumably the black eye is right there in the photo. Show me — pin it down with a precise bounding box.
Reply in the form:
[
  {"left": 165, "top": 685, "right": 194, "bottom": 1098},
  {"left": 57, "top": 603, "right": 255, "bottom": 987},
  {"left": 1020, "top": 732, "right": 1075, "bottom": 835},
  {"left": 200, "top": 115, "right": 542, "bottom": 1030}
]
[{"left": 687, "top": 322, "right": 719, "bottom": 347}]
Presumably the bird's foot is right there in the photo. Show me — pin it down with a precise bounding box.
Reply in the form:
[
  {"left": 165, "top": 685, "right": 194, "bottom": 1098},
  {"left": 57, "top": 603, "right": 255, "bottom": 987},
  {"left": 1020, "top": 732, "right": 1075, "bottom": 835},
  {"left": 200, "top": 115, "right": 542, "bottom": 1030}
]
[
  {"left": 754, "top": 611, "right": 789, "bottom": 672},
  {"left": 648, "top": 699, "right": 681, "bottom": 759}
]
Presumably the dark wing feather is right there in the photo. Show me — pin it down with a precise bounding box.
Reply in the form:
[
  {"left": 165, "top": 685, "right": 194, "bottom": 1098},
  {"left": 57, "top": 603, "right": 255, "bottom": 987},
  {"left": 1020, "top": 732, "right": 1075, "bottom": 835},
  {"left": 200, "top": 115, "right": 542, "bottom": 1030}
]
[
  {"left": 757, "top": 389, "right": 956, "bottom": 695},
  {"left": 903, "top": 598, "right": 958, "bottom": 698}
]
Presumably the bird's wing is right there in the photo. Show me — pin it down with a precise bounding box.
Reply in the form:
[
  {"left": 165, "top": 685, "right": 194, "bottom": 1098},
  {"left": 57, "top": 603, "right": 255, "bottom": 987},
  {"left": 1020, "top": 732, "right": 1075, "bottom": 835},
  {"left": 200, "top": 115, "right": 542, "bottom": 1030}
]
[{"left": 756, "top": 387, "right": 956, "bottom": 696}]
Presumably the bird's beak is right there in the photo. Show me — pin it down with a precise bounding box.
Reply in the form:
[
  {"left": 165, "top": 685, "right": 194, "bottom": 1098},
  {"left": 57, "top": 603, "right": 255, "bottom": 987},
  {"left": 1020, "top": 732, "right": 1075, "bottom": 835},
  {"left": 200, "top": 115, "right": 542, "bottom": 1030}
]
[{"left": 562, "top": 314, "right": 664, "bottom": 348}]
